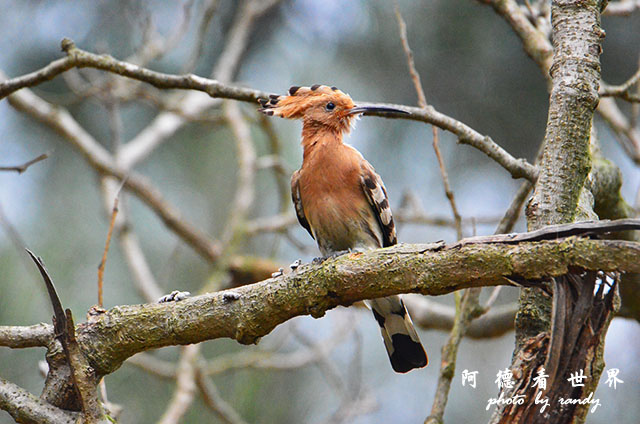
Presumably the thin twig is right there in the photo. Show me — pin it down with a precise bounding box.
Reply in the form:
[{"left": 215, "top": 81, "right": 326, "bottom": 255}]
[
  {"left": 120, "top": 0, "right": 282, "bottom": 169},
  {"left": 394, "top": 4, "right": 427, "bottom": 107},
  {"left": 222, "top": 101, "right": 257, "bottom": 246},
  {"left": 196, "top": 366, "right": 248, "bottom": 424},
  {"left": 7, "top": 86, "right": 222, "bottom": 262},
  {"left": 395, "top": 4, "right": 463, "bottom": 239},
  {"left": 404, "top": 297, "right": 518, "bottom": 339},
  {"left": 600, "top": 66, "right": 640, "bottom": 102},
  {"left": 426, "top": 288, "right": 481, "bottom": 424},
  {"left": 182, "top": 0, "right": 222, "bottom": 73},
  {"left": 432, "top": 131, "right": 463, "bottom": 239},
  {"left": 598, "top": 97, "right": 640, "bottom": 164},
  {"left": 496, "top": 180, "right": 533, "bottom": 234},
  {"left": 1, "top": 52, "right": 537, "bottom": 181},
  {"left": 259, "top": 115, "right": 291, "bottom": 212},
  {"left": 157, "top": 345, "right": 199, "bottom": 424},
  {"left": 603, "top": 0, "right": 640, "bottom": 16},
  {"left": 97, "top": 180, "right": 125, "bottom": 307},
  {"left": 0, "top": 39, "right": 267, "bottom": 102},
  {"left": 395, "top": 7, "right": 471, "bottom": 422},
  {"left": 0, "top": 152, "right": 49, "bottom": 174}
]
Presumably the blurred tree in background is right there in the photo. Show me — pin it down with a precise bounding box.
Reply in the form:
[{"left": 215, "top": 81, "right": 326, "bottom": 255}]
[{"left": 1, "top": 0, "right": 639, "bottom": 423}]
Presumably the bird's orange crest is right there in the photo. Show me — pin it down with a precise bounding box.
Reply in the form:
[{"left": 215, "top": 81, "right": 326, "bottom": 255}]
[{"left": 258, "top": 84, "right": 357, "bottom": 133}]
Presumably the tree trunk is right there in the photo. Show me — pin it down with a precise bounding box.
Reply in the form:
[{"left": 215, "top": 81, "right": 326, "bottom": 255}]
[{"left": 492, "top": 1, "right": 614, "bottom": 423}]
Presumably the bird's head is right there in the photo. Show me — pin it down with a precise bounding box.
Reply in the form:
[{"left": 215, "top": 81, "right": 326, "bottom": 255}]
[{"left": 258, "top": 84, "right": 407, "bottom": 134}]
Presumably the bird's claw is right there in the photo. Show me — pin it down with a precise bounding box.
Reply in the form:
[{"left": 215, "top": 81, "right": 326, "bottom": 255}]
[
  {"left": 158, "top": 290, "right": 191, "bottom": 303},
  {"left": 312, "top": 250, "right": 350, "bottom": 264}
]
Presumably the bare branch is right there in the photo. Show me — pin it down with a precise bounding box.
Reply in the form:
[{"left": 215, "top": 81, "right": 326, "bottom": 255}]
[
  {"left": 426, "top": 287, "right": 481, "bottom": 424},
  {"left": 1, "top": 42, "right": 536, "bottom": 182},
  {"left": 0, "top": 39, "right": 267, "bottom": 102},
  {"left": 478, "top": 0, "right": 640, "bottom": 166},
  {"left": 394, "top": 3, "right": 427, "bottom": 107},
  {"left": 0, "top": 152, "right": 49, "bottom": 174},
  {"left": 97, "top": 187, "right": 122, "bottom": 307},
  {"left": 0, "top": 323, "right": 53, "bottom": 348},
  {"left": 359, "top": 103, "right": 538, "bottom": 181},
  {"left": 119, "top": 226, "right": 164, "bottom": 301},
  {"left": 74, "top": 235, "right": 640, "bottom": 377},
  {"left": 222, "top": 101, "right": 257, "bottom": 245},
  {"left": 182, "top": 0, "right": 222, "bottom": 73},
  {"left": 604, "top": 0, "right": 640, "bottom": 15},
  {"left": 0, "top": 378, "right": 79, "bottom": 424},
  {"left": 6, "top": 85, "right": 222, "bottom": 263},
  {"left": 597, "top": 97, "right": 640, "bottom": 163},
  {"left": 0, "top": 54, "right": 76, "bottom": 99},
  {"left": 196, "top": 368, "right": 248, "bottom": 424},
  {"left": 394, "top": 8, "right": 471, "bottom": 421},
  {"left": 405, "top": 297, "right": 517, "bottom": 339},
  {"left": 432, "top": 131, "right": 463, "bottom": 239},
  {"left": 600, "top": 66, "right": 640, "bottom": 102},
  {"left": 121, "top": 0, "right": 282, "bottom": 168},
  {"left": 395, "top": 3, "right": 463, "bottom": 239},
  {"left": 158, "top": 344, "right": 199, "bottom": 424},
  {"left": 476, "top": 0, "right": 553, "bottom": 78}
]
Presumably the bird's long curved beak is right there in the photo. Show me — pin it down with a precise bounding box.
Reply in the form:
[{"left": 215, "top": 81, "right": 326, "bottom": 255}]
[{"left": 348, "top": 105, "right": 409, "bottom": 116}]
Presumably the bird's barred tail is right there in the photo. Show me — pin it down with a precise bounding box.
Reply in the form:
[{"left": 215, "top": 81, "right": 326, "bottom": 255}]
[{"left": 367, "top": 296, "right": 428, "bottom": 373}]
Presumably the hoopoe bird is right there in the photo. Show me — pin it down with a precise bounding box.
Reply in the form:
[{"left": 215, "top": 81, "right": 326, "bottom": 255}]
[{"left": 258, "top": 84, "right": 427, "bottom": 373}]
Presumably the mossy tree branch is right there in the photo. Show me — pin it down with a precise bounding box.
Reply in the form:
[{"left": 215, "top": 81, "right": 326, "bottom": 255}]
[
  {"left": 496, "top": 1, "right": 610, "bottom": 422},
  {"left": 67, "top": 237, "right": 640, "bottom": 376},
  {"left": 2, "top": 230, "right": 639, "bottom": 416},
  {"left": 518, "top": 0, "right": 604, "bottom": 354}
]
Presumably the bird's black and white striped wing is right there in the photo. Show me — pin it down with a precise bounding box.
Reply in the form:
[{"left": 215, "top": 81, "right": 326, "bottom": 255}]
[
  {"left": 291, "top": 169, "right": 314, "bottom": 239},
  {"left": 360, "top": 162, "right": 397, "bottom": 247},
  {"left": 360, "top": 162, "right": 427, "bottom": 372}
]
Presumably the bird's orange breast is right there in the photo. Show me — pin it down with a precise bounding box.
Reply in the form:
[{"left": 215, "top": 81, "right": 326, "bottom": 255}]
[{"left": 297, "top": 140, "right": 372, "bottom": 253}]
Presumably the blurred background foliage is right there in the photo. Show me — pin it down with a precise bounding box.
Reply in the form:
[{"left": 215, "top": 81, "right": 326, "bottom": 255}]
[{"left": 0, "top": 1, "right": 639, "bottom": 423}]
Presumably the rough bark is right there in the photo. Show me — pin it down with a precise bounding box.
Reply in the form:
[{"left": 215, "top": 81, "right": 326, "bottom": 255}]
[
  {"left": 9, "top": 236, "right": 636, "bottom": 412},
  {"left": 495, "top": 1, "right": 610, "bottom": 423},
  {"left": 3, "top": 221, "right": 640, "bottom": 419}
]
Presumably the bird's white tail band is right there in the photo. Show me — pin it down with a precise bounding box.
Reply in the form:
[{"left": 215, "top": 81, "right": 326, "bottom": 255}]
[{"left": 366, "top": 295, "right": 428, "bottom": 373}]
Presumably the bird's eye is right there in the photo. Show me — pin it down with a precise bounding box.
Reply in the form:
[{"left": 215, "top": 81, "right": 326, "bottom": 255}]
[{"left": 325, "top": 102, "right": 335, "bottom": 111}]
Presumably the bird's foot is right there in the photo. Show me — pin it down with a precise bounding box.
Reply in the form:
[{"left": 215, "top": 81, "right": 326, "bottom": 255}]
[{"left": 312, "top": 250, "right": 350, "bottom": 264}]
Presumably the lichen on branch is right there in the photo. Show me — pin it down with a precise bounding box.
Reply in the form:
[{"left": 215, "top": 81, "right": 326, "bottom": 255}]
[{"left": 71, "top": 237, "right": 640, "bottom": 376}]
